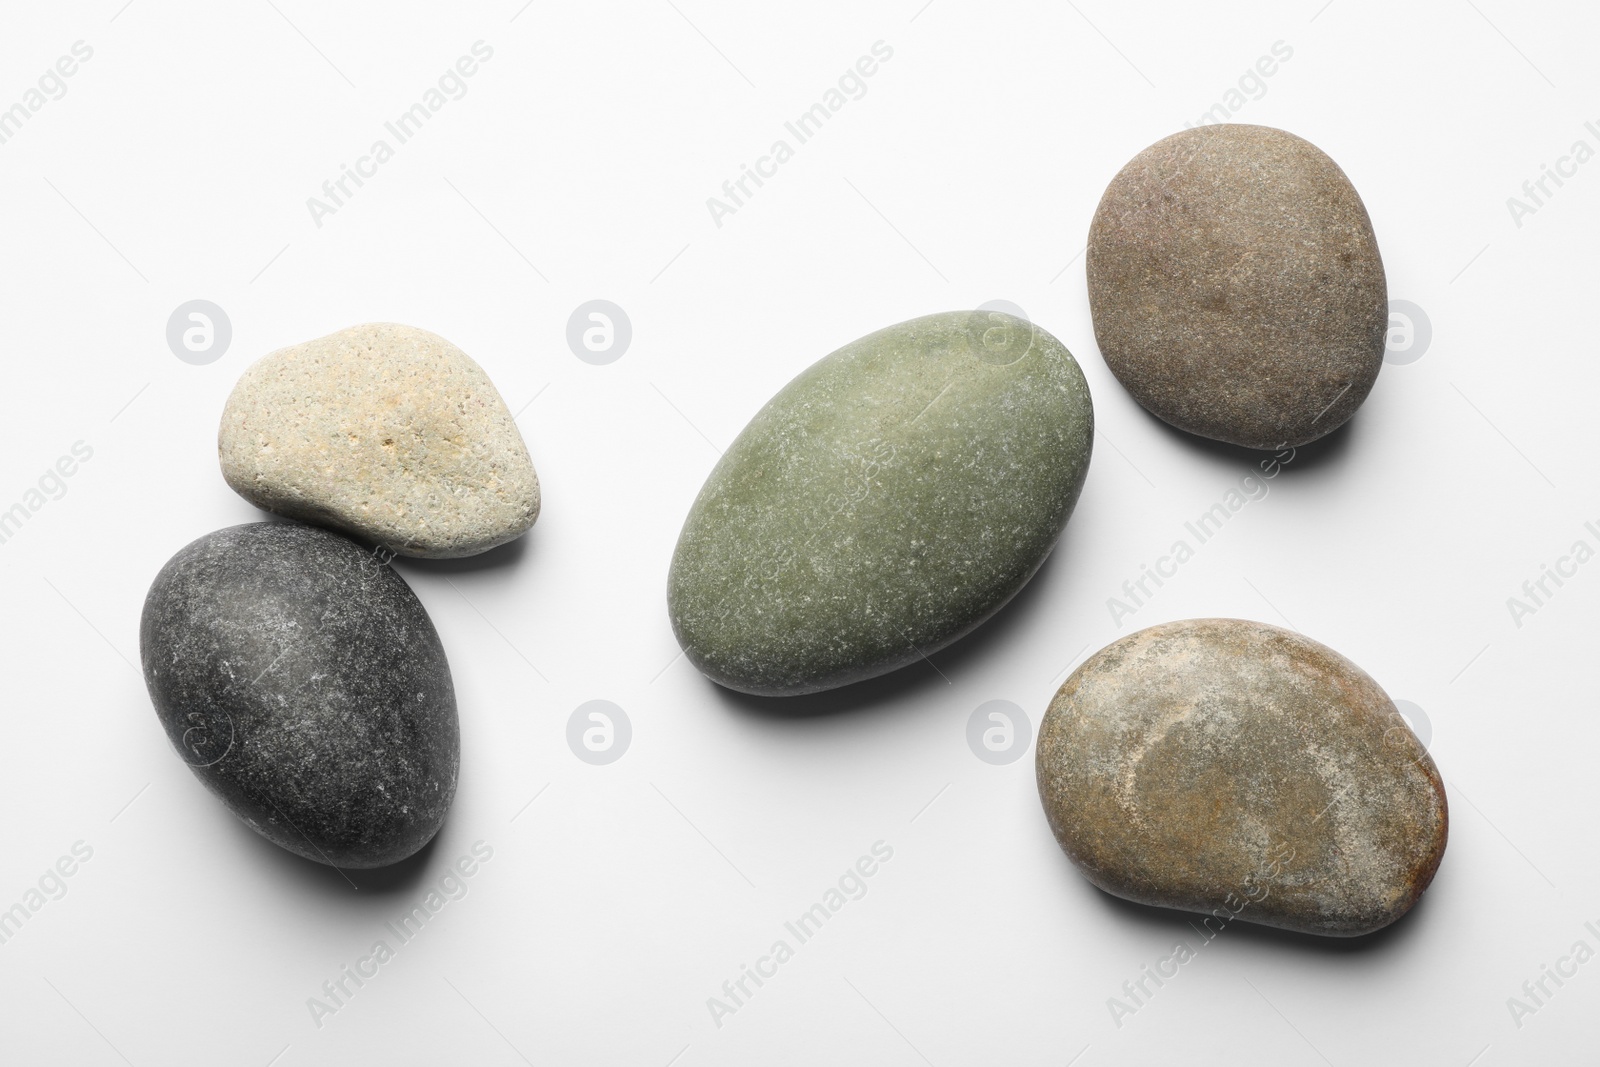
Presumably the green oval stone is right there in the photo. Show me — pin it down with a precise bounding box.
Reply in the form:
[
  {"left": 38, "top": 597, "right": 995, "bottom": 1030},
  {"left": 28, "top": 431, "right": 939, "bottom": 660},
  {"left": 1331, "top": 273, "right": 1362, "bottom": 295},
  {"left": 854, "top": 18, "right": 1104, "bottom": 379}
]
[{"left": 668, "top": 310, "right": 1094, "bottom": 696}]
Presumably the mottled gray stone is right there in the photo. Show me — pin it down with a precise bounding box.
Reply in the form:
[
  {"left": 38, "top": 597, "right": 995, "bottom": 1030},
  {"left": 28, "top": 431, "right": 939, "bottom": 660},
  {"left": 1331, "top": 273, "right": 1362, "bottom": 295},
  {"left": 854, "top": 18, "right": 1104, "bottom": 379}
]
[
  {"left": 1087, "top": 124, "right": 1387, "bottom": 449},
  {"left": 1037, "top": 618, "right": 1446, "bottom": 937},
  {"left": 219, "top": 323, "right": 539, "bottom": 558},
  {"left": 668, "top": 310, "right": 1094, "bottom": 697},
  {"left": 140, "top": 522, "right": 459, "bottom": 868}
]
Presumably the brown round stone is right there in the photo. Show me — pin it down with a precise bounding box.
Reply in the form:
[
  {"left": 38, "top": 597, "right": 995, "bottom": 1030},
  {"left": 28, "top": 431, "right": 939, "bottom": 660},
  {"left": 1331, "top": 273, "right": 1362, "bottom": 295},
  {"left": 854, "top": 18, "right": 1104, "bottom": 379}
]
[
  {"left": 1036, "top": 618, "right": 1446, "bottom": 937},
  {"left": 1087, "top": 124, "right": 1388, "bottom": 449}
]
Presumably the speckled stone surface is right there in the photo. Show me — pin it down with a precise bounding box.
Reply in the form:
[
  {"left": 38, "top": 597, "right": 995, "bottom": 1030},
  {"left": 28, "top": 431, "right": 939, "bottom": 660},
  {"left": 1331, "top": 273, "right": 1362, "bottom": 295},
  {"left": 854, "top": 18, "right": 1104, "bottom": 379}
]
[
  {"left": 668, "top": 310, "right": 1094, "bottom": 697},
  {"left": 1037, "top": 619, "right": 1446, "bottom": 937},
  {"left": 140, "top": 522, "right": 459, "bottom": 869},
  {"left": 219, "top": 323, "right": 539, "bottom": 558},
  {"left": 1087, "top": 125, "right": 1387, "bottom": 449}
]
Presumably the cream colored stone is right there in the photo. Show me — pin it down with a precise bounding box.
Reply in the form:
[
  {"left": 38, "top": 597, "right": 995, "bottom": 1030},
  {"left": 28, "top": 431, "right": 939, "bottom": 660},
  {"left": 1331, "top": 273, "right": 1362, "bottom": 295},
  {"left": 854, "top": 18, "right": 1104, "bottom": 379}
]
[{"left": 219, "top": 323, "right": 539, "bottom": 558}]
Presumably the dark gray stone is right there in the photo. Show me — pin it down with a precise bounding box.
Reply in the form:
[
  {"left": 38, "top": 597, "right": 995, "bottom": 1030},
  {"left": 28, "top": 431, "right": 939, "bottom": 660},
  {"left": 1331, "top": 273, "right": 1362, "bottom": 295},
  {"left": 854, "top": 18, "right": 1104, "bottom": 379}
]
[
  {"left": 1087, "top": 124, "right": 1387, "bottom": 449},
  {"left": 140, "top": 522, "right": 459, "bottom": 869}
]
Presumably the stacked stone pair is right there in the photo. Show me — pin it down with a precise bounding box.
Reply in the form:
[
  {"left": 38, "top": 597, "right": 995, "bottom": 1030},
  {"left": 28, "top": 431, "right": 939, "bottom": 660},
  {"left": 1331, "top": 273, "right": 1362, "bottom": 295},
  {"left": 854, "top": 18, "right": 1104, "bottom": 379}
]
[{"left": 141, "top": 325, "right": 538, "bottom": 868}]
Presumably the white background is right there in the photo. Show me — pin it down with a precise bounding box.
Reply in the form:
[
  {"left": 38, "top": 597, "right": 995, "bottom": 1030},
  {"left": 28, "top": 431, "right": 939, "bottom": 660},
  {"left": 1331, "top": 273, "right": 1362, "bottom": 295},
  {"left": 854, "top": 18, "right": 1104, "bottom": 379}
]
[{"left": 1, "top": 1, "right": 1595, "bottom": 1064}]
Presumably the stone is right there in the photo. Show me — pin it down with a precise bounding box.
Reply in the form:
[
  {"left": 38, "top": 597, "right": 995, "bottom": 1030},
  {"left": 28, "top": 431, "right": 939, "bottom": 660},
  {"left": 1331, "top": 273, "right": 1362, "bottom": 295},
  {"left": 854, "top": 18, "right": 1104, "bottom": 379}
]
[
  {"left": 1087, "top": 124, "right": 1387, "bottom": 449},
  {"left": 1037, "top": 618, "right": 1446, "bottom": 937},
  {"left": 140, "top": 522, "right": 459, "bottom": 869},
  {"left": 219, "top": 322, "right": 539, "bottom": 558},
  {"left": 668, "top": 310, "right": 1094, "bottom": 697}
]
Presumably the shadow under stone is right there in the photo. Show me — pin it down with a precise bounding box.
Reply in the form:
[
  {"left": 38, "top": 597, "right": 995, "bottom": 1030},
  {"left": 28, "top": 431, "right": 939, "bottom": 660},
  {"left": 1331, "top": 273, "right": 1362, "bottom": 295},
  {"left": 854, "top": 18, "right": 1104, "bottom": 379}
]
[
  {"left": 1132, "top": 398, "right": 1359, "bottom": 476},
  {"left": 233, "top": 817, "right": 445, "bottom": 900}
]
